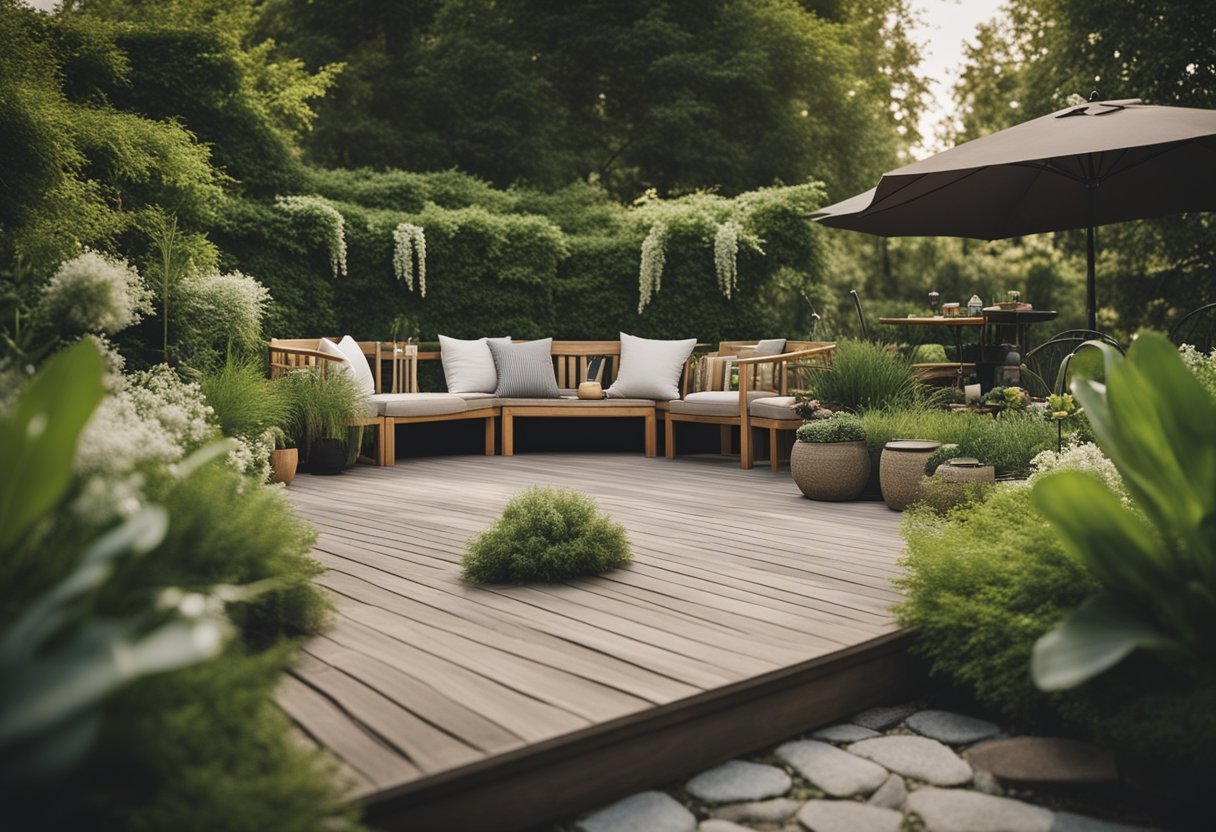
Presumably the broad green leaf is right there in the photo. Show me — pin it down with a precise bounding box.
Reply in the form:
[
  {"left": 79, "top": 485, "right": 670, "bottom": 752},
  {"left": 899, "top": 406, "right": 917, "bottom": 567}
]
[
  {"left": 1032, "top": 471, "right": 1172, "bottom": 605},
  {"left": 1032, "top": 593, "right": 1173, "bottom": 690},
  {"left": 1070, "top": 333, "right": 1216, "bottom": 579},
  {"left": 0, "top": 340, "right": 106, "bottom": 550},
  {"left": 0, "top": 507, "right": 169, "bottom": 660}
]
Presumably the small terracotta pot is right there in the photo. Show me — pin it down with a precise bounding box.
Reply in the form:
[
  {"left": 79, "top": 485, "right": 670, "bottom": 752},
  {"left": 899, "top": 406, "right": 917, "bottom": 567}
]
[{"left": 270, "top": 447, "right": 298, "bottom": 486}]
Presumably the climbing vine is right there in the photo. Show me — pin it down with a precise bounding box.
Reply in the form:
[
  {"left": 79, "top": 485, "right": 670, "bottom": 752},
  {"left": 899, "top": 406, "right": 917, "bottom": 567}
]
[
  {"left": 274, "top": 194, "right": 347, "bottom": 278},
  {"left": 392, "top": 222, "right": 427, "bottom": 296}
]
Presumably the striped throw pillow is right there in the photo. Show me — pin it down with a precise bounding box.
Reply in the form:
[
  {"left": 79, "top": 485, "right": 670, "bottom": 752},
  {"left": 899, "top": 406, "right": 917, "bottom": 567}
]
[{"left": 488, "top": 338, "right": 560, "bottom": 398}]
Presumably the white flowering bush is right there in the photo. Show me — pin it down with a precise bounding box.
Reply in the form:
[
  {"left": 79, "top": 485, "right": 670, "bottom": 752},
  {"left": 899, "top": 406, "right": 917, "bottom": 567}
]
[
  {"left": 173, "top": 271, "right": 271, "bottom": 369},
  {"left": 37, "top": 250, "right": 153, "bottom": 335},
  {"left": 637, "top": 221, "right": 668, "bottom": 313},
  {"left": 227, "top": 429, "right": 276, "bottom": 483},
  {"left": 275, "top": 194, "right": 347, "bottom": 277},
  {"left": 1179, "top": 343, "right": 1216, "bottom": 398},
  {"left": 1028, "top": 440, "right": 1127, "bottom": 502},
  {"left": 714, "top": 220, "right": 740, "bottom": 300},
  {"left": 79, "top": 334, "right": 127, "bottom": 390},
  {"left": 392, "top": 222, "right": 427, "bottom": 296},
  {"left": 74, "top": 365, "right": 216, "bottom": 523}
]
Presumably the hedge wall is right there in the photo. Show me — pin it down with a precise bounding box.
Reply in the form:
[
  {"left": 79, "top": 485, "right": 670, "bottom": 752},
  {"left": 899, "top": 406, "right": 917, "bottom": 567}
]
[{"left": 211, "top": 170, "right": 828, "bottom": 345}]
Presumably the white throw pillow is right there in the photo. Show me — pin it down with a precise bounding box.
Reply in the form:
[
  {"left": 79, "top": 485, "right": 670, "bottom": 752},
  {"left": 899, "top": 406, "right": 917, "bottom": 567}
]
[
  {"left": 755, "top": 338, "right": 787, "bottom": 355},
  {"left": 606, "top": 332, "right": 697, "bottom": 401},
  {"left": 439, "top": 335, "right": 512, "bottom": 394},
  {"left": 317, "top": 336, "right": 374, "bottom": 396},
  {"left": 336, "top": 335, "right": 375, "bottom": 396}
]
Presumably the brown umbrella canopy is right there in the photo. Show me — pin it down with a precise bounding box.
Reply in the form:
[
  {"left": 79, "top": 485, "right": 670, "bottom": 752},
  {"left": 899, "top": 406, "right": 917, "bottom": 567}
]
[{"left": 812, "top": 99, "right": 1216, "bottom": 329}]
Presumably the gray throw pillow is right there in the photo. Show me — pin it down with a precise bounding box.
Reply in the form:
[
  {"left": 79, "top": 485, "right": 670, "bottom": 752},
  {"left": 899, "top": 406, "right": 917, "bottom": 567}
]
[{"left": 488, "top": 338, "right": 560, "bottom": 398}]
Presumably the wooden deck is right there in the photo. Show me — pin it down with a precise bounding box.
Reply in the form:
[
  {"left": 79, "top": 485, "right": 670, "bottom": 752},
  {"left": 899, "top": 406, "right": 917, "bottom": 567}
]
[{"left": 280, "top": 453, "right": 917, "bottom": 831}]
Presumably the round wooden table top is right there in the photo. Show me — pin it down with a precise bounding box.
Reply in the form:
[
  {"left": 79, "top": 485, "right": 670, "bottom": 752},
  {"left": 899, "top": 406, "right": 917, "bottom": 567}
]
[{"left": 878, "top": 316, "right": 985, "bottom": 326}]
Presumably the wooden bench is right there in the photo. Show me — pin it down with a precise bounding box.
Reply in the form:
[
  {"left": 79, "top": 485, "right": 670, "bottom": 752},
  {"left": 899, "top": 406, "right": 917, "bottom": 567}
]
[
  {"left": 270, "top": 337, "right": 829, "bottom": 468},
  {"left": 497, "top": 340, "right": 660, "bottom": 457}
]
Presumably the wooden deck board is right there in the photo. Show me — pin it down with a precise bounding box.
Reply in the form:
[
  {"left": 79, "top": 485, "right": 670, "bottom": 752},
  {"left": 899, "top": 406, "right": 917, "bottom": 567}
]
[{"left": 279, "top": 453, "right": 914, "bottom": 831}]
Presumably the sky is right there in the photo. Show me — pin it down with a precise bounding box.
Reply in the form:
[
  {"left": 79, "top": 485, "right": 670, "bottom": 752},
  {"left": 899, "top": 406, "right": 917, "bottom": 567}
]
[
  {"left": 908, "top": 0, "right": 1009, "bottom": 156},
  {"left": 23, "top": 0, "right": 1008, "bottom": 158}
]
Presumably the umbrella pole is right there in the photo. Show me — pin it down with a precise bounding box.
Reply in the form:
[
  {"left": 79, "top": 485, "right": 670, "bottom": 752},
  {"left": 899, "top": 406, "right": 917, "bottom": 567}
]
[{"left": 1086, "top": 225, "right": 1097, "bottom": 332}]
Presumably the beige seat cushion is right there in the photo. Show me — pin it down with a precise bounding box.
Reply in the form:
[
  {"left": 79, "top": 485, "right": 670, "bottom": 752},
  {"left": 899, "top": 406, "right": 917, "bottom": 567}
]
[
  {"left": 452, "top": 391, "right": 497, "bottom": 402},
  {"left": 668, "top": 390, "right": 769, "bottom": 417},
  {"left": 498, "top": 396, "right": 654, "bottom": 408},
  {"left": 749, "top": 396, "right": 799, "bottom": 421},
  {"left": 373, "top": 392, "right": 469, "bottom": 417}
]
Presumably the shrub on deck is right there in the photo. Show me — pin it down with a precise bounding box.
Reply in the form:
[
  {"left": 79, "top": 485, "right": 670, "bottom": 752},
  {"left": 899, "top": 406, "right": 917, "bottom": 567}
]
[{"left": 463, "top": 487, "right": 631, "bottom": 583}]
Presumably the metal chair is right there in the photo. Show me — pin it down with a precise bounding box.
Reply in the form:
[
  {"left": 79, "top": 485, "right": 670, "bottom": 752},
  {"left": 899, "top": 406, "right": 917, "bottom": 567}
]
[
  {"left": 1021, "top": 330, "right": 1124, "bottom": 397},
  {"left": 1169, "top": 302, "right": 1216, "bottom": 353}
]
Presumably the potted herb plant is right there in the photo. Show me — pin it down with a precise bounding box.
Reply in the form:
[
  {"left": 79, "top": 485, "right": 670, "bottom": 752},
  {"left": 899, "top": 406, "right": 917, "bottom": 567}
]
[
  {"left": 791, "top": 412, "right": 870, "bottom": 501},
  {"left": 268, "top": 428, "right": 298, "bottom": 486},
  {"left": 277, "top": 369, "right": 366, "bottom": 475}
]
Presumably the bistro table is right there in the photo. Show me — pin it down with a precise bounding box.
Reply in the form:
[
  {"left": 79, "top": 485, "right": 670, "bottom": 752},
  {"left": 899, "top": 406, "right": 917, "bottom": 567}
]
[
  {"left": 981, "top": 307, "right": 1059, "bottom": 351},
  {"left": 878, "top": 308, "right": 1059, "bottom": 386},
  {"left": 877, "top": 315, "right": 986, "bottom": 385}
]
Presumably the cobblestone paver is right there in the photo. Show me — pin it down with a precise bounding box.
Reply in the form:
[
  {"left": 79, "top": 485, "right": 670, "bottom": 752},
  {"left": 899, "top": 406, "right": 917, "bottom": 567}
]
[{"left": 562, "top": 702, "right": 1164, "bottom": 832}]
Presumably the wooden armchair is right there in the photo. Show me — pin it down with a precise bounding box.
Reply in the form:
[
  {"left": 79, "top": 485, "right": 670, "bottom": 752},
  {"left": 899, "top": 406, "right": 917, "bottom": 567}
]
[{"left": 665, "top": 340, "right": 835, "bottom": 469}]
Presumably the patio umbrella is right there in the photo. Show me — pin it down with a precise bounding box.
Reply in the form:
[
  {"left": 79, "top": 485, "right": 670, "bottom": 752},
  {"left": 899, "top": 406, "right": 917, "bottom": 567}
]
[{"left": 811, "top": 97, "right": 1216, "bottom": 330}]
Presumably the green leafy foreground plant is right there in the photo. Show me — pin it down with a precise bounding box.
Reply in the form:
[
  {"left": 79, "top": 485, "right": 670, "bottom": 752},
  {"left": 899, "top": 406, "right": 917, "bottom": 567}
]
[
  {"left": 1030, "top": 332, "right": 1216, "bottom": 691},
  {"left": 796, "top": 413, "right": 865, "bottom": 443},
  {"left": 0, "top": 341, "right": 354, "bottom": 829},
  {"left": 463, "top": 487, "right": 631, "bottom": 583}
]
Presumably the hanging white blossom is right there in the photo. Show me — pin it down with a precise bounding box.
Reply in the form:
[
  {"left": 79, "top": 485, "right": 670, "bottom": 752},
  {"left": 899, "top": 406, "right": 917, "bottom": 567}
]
[
  {"left": 637, "top": 221, "right": 668, "bottom": 314},
  {"left": 275, "top": 194, "right": 347, "bottom": 278},
  {"left": 392, "top": 222, "right": 427, "bottom": 297},
  {"left": 714, "top": 220, "right": 740, "bottom": 300}
]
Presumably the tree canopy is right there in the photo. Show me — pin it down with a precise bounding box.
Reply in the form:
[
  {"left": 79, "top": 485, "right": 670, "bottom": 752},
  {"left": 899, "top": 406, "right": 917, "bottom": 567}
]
[
  {"left": 255, "top": 0, "right": 926, "bottom": 201},
  {"left": 948, "top": 0, "right": 1216, "bottom": 332}
]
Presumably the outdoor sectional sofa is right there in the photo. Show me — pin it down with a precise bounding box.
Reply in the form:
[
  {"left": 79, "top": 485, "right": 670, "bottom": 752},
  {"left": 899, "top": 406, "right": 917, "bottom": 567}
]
[{"left": 268, "top": 336, "right": 835, "bottom": 468}]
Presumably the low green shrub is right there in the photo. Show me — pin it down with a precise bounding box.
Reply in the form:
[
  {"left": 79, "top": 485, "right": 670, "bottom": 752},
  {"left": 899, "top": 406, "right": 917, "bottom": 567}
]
[
  {"left": 914, "top": 474, "right": 996, "bottom": 515},
  {"left": 796, "top": 413, "right": 865, "bottom": 443},
  {"left": 800, "top": 339, "right": 940, "bottom": 412},
  {"left": 897, "top": 486, "right": 1096, "bottom": 726},
  {"left": 463, "top": 487, "right": 631, "bottom": 583},
  {"left": 861, "top": 408, "right": 1056, "bottom": 478},
  {"left": 909, "top": 342, "right": 948, "bottom": 364}
]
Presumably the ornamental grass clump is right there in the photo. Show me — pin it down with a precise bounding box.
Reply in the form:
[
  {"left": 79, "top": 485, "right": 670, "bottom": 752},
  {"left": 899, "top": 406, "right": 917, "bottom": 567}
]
[
  {"left": 463, "top": 487, "right": 631, "bottom": 583},
  {"left": 800, "top": 339, "right": 939, "bottom": 412}
]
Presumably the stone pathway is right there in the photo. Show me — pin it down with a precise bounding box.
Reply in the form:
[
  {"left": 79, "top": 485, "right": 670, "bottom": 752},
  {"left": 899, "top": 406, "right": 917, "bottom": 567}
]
[{"left": 560, "top": 703, "right": 1165, "bottom": 832}]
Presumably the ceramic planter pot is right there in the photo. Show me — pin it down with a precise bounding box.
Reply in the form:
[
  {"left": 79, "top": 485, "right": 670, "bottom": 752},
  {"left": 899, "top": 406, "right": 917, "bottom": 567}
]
[
  {"left": 790, "top": 440, "right": 871, "bottom": 501},
  {"left": 270, "top": 447, "right": 298, "bottom": 486},
  {"left": 308, "top": 437, "right": 348, "bottom": 475},
  {"left": 880, "top": 439, "right": 942, "bottom": 510}
]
